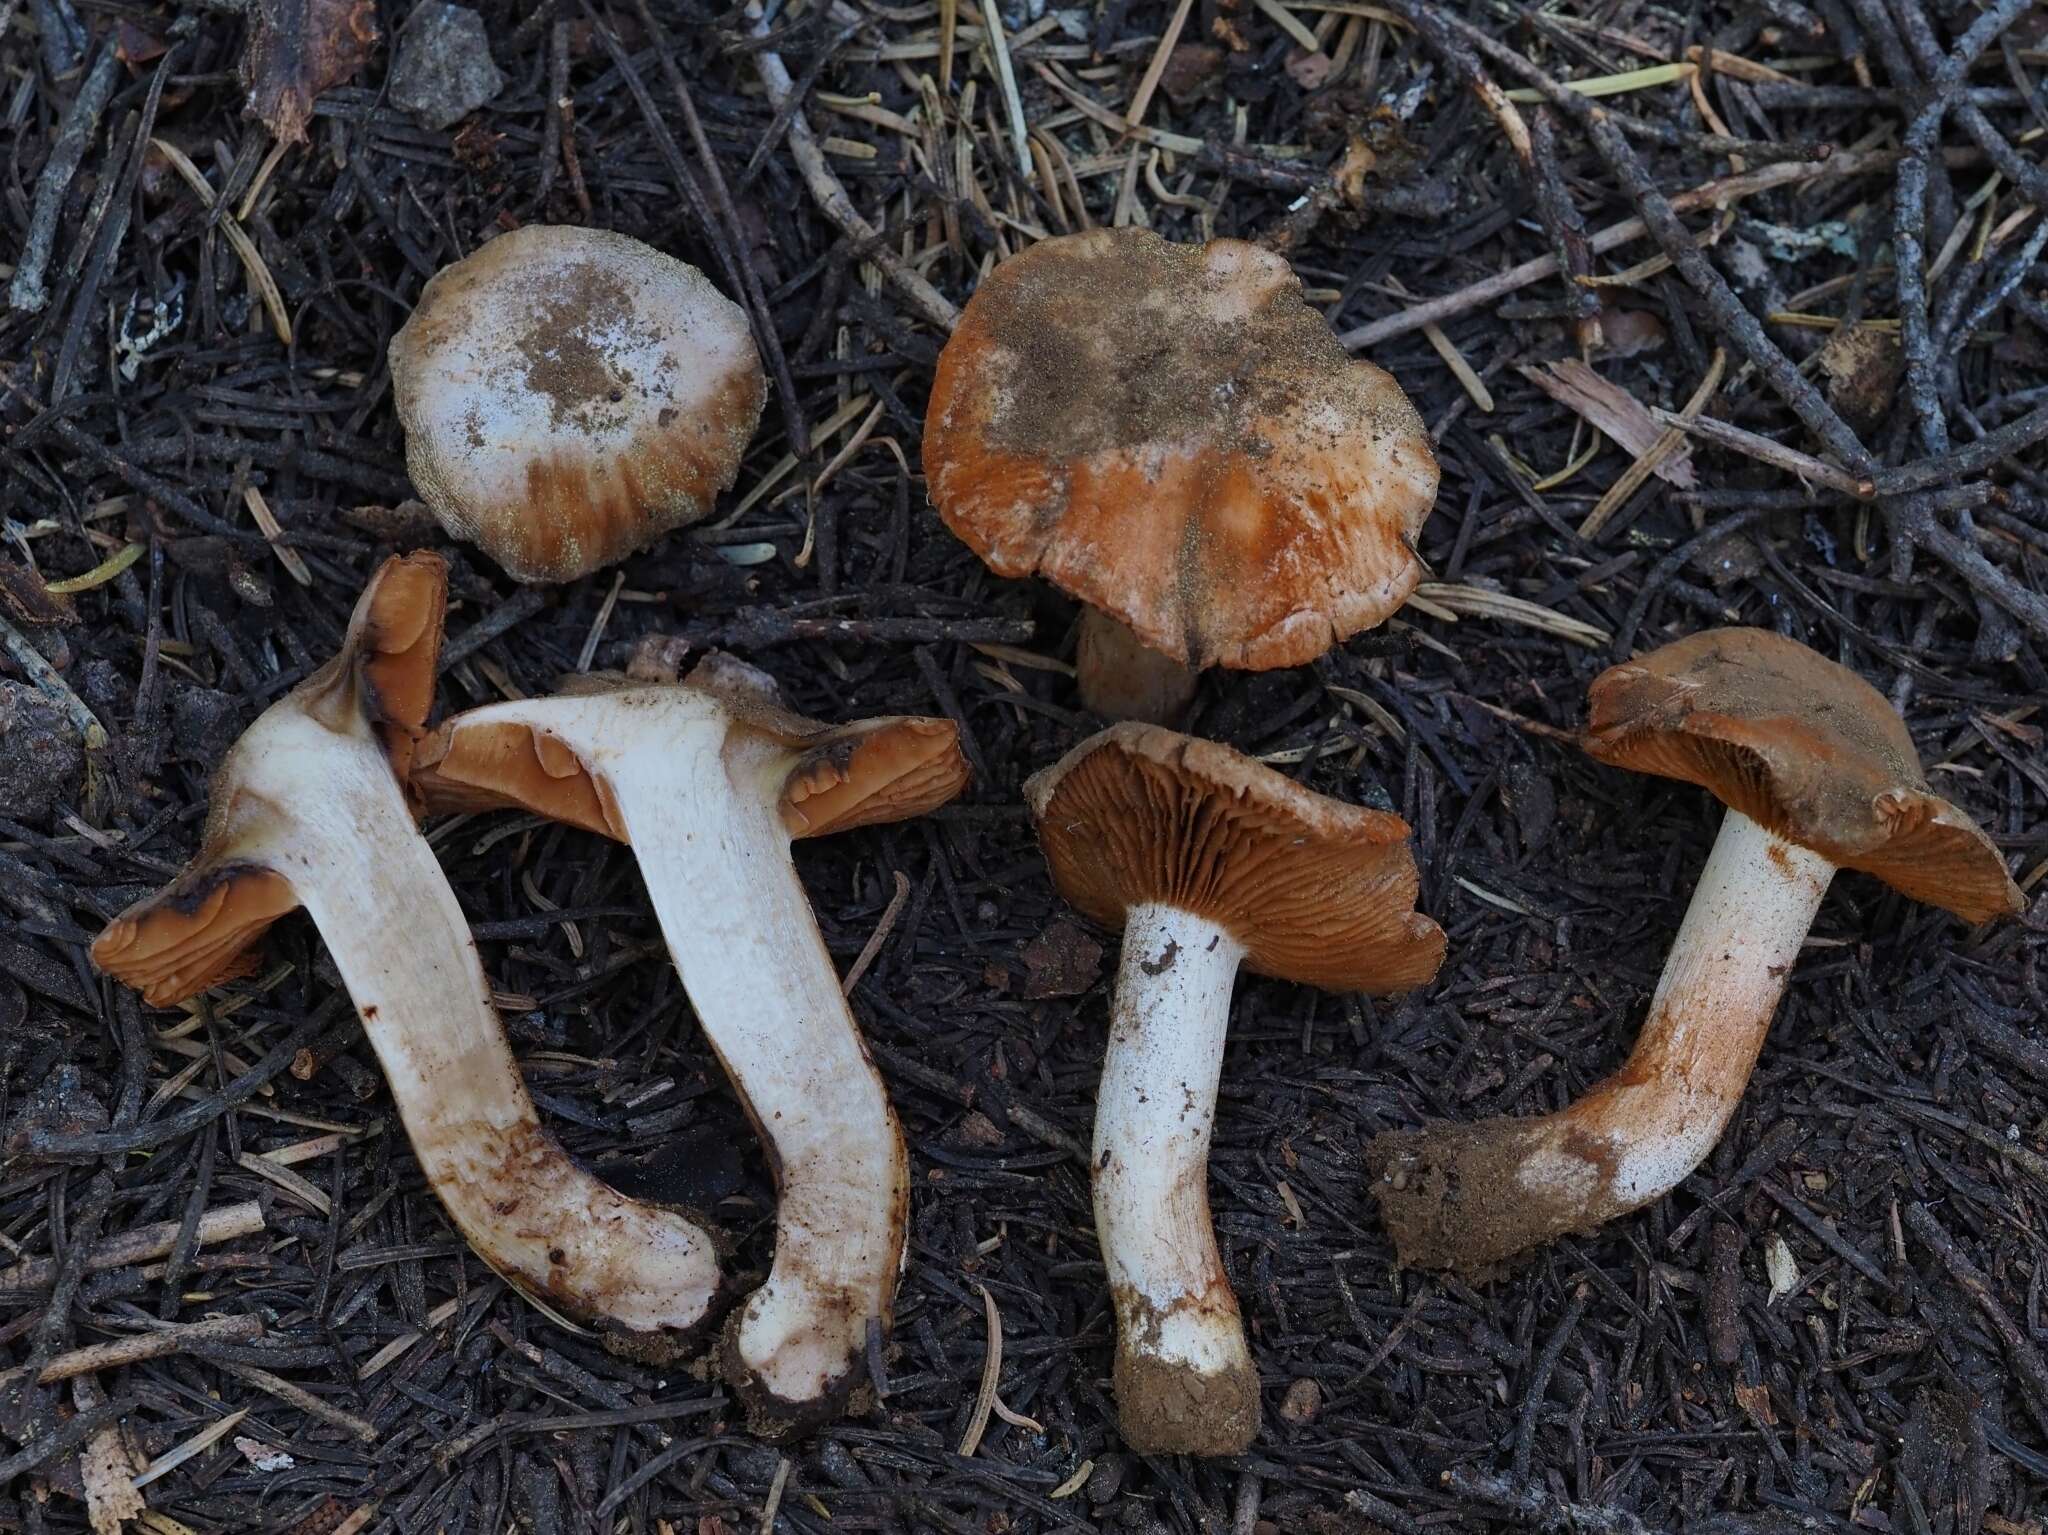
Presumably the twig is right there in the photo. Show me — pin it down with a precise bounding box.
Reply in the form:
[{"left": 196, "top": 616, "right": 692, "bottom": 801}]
[
  {"left": 1441, "top": 1467, "right": 1655, "bottom": 1534},
  {"left": 36, "top": 1313, "right": 266, "bottom": 1384},
  {"left": 744, "top": 2, "right": 959, "bottom": 331},
  {"left": 1652, "top": 408, "right": 1874, "bottom": 498},
  {"left": 0, "top": 1395, "right": 133, "bottom": 1482},
  {"left": 7, "top": 39, "right": 119, "bottom": 313},
  {"left": 0, "top": 1201, "right": 265, "bottom": 1293},
  {"left": 1903, "top": 1202, "right": 2048, "bottom": 1444},
  {"left": 215, "top": 1361, "right": 379, "bottom": 1442},
  {"left": 679, "top": 612, "right": 1033, "bottom": 649},
  {"left": 1339, "top": 152, "right": 1894, "bottom": 349},
  {"left": 28, "top": 1008, "right": 332, "bottom": 1156},
  {"left": 0, "top": 609, "right": 108, "bottom": 748},
  {"left": 633, "top": 0, "right": 808, "bottom": 460}
]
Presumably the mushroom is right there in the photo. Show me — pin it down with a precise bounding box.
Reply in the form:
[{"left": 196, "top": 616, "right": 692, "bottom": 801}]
[
  {"left": 1371, "top": 627, "right": 2026, "bottom": 1273},
  {"left": 409, "top": 658, "right": 970, "bottom": 1432},
  {"left": 924, "top": 228, "right": 1439, "bottom": 723},
  {"left": 1026, "top": 724, "right": 1445, "bottom": 1454},
  {"left": 91, "top": 554, "right": 728, "bottom": 1356},
  {"left": 389, "top": 224, "right": 767, "bottom": 583}
]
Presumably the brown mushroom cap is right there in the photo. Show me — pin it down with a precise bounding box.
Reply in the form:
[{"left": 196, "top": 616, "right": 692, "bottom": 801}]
[
  {"left": 92, "top": 553, "right": 450, "bottom": 1006},
  {"left": 923, "top": 229, "right": 1439, "bottom": 672},
  {"left": 389, "top": 225, "right": 767, "bottom": 583},
  {"left": 1025, "top": 724, "right": 1445, "bottom": 992},
  {"left": 1584, "top": 627, "right": 2023, "bottom": 925},
  {"left": 412, "top": 653, "right": 971, "bottom": 841}
]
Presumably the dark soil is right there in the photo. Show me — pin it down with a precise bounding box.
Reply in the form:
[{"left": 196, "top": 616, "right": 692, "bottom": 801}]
[{"left": 3, "top": 1, "right": 2047, "bottom": 1533}]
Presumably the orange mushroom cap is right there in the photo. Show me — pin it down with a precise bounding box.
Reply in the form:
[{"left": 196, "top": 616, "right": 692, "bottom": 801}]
[
  {"left": 924, "top": 229, "right": 1440, "bottom": 671},
  {"left": 1025, "top": 723, "right": 1446, "bottom": 993},
  {"left": 390, "top": 226, "right": 767, "bottom": 583},
  {"left": 91, "top": 553, "right": 449, "bottom": 1005},
  {"left": 1584, "top": 628, "right": 2024, "bottom": 925},
  {"left": 412, "top": 653, "right": 970, "bottom": 842}
]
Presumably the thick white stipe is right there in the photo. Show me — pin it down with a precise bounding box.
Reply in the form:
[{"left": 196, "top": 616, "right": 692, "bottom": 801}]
[
  {"left": 1094, "top": 903, "right": 1252, "bottom": 1382},
  {"left": 509, "top": 692, "right": 907, "bottom": 1409},
  {"left": 258, "top": 705, "right": 724, "bottom": 1340}
]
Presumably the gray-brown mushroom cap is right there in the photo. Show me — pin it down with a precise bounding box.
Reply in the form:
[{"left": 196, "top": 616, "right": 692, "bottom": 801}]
[{"left": 390, "top": 225, "right": 766, "bottom": 583}]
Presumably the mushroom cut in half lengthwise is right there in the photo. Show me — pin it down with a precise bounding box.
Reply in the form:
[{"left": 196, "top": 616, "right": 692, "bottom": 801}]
[
  {"left": 411, "top": 658, "right": 969, "bottom": 1434},
  {"left": 1372, "top": 628, "right": 2025, "bottom": 1273},
  {"left": 925, "top": 227, "right": 1438, "bottom": 723},
  {"left": 92, "top": 555, "right": 727, "bottom": 1356},
  {"left": 1028, "top": 725, "right": 1444, "bottom": 1455}
]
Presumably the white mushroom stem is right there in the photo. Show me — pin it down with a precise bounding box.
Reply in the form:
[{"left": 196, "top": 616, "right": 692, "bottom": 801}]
[
  {"left": 269, "top": 707, "right": 725, "bottom": 1347},
  {"left": 1374, "top": 809, "right": 1835, "bottom": 1271},
  {"left": 1095, "top": 901, "right": 1260, "bottom": 1453},
  {"left": 604, "top": 729, "right": 908, "bottom": 1413}
]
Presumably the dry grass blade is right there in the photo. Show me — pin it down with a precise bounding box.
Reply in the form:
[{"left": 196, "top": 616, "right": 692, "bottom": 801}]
[
  {"left": 1411, "top": 583, "right": 1611, "bottom": 647},
  {"left": 1125, "top": 0, "right": 1195, "bottom": 130},
  {"left": 1504, "top": 61, "right": 1696, "bottom": 102},
  {"left": 149, "top": 139, "right": 292, "bottom": 344},
  {"left": 131, "top": 1409, "right": 249, "bottom": 1491},
  {"left": 959, "top": 1283, "right": 1006, "bottom": 1455},
  {"left": 1519, "top": 360, "right": 1696, "bottom": 487},
  {"left": 1580, "top": 349, "right": 1727, "bottom": 537},
  {"left": 242, "top": 485, "right": 313, "bottom": 586}
]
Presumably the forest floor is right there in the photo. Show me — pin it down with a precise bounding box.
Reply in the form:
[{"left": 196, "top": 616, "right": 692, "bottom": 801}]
[{"left": 2, "top": 0, "right": 2047, "bottom": 1531}]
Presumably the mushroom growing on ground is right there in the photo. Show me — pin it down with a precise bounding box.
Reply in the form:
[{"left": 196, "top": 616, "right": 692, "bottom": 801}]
[
  {"left": 92, "top": 554, "right": 728, "bottom": 1356},
  {"left": 1027, "top": 724, "right": 1445, "bottom": 1455},
  {"left": 1371, "top": 628, "right": 2025, "bottom": 1273},
  {"left": 389, "top": 224, "right": 767, "bottom": 582},
  {"left": 410, "top": 658, "right": 969, "bottom": 1433},
  {"left": 924, "top": 227, "right": 1439, "bottom": 723}
]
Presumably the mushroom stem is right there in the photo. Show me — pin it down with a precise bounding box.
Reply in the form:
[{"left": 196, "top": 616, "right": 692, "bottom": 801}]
[
  {"left": 1076, "top": 609, "right": 1199, "bottom": 724},
  {"left": 1095, "top": 900, "right": 1260, "bottom": 1455},
  {"left": 606, "top": 733, "right": 908, "bottom": 1423},
  {"left": 281, "top": 716, "right": 727, "bottom": 1350},
  {"left": 1373, "top": 809, "right": 1834, "bottom": 1272}
]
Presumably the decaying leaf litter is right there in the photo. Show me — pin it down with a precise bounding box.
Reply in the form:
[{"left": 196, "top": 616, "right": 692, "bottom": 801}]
[{"left": 2, "top": 0, "right": 2046, "bottom": 1528}]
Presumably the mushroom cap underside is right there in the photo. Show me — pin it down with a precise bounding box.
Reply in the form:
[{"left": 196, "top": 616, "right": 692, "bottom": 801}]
[
  {"left": 1585, "top": 627, "right": 2022, "bottom": 924},
  {"left": 91, "top": 553, "right": 452, "bottom": 1005},
  {"left": 412, "top": 653, "right": 971, "bottom": 840},
  {"left": 389, "top": 224, "right": 767, "bottom": 583},
  {"left": 1025, "top": 723, "right": 1445, "bottom": 993},
  {"left": 923, "top": 228, "right": 1439, "bottom": 672}
]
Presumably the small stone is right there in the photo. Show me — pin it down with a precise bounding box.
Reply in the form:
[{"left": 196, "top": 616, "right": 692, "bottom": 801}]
[
  {"left": 0, "top": 681, "right": 86, "bottom": 822},
  {"left": 1019, "top": 917, "right": 1104, "bottom": 999},
  {"left": 3, "top": 1064, "right": 108, "bottom": 1163},
  {"left": 1818, "top": 322, "right": 1902, "bottom": 436},
  {"left": 388, "top": 4, "right": 504, "bottom": 132},
  {"left": 1086, "top": 1454, "right": 1127, "bottom": 1504},
  {"left": 1158, "top": 43, "right": 1225, "bottom": 106},
  {"left": 1278, "top": 1376, "right": 1321, "bottom": 1425},
  {"left": 171, "top": 685, "right": 248, "bottom": 764}
]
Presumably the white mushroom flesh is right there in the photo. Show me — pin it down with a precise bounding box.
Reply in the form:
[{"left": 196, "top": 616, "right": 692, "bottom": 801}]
[
  {"left": 242, "top": 702, "right": 726, "bottom": 1340},
  {"left": 470, "top": 690, "right": 909, "bottom": 1410}
]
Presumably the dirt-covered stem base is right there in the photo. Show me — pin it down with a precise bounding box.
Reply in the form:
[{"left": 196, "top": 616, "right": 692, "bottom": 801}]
[{"left": 1372, "top": 809, "right": 1834, "bottom": 1272}]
